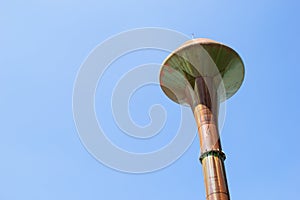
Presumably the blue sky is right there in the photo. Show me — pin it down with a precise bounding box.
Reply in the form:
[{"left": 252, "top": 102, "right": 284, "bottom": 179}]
[{"left": 1, "top": 0, "right": 300, "bottom": 199}]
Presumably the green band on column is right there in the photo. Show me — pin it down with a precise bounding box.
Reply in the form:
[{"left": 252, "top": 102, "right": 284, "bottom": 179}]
[{"left": 199, "top": 150, "right": 226, "bottom": 164}]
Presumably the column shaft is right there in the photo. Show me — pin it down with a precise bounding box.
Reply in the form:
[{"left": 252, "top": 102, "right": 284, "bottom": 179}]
[{"left": 193, "top": 76, "right": 230, "bottom": 200}]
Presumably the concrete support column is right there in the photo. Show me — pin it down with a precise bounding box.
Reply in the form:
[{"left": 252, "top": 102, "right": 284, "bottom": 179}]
[{"left": 193, "top": 76, "right": 230, "bottom": 200}]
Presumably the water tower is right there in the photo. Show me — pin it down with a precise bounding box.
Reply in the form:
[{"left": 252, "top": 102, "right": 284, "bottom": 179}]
[{"left": 160, "top": 38, "right": 244, "bottom": 200}]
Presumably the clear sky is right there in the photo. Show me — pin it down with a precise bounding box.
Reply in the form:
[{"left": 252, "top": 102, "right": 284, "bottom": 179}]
[{"left": 1, "top": 0, "right": 300, "bottom": 199}]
